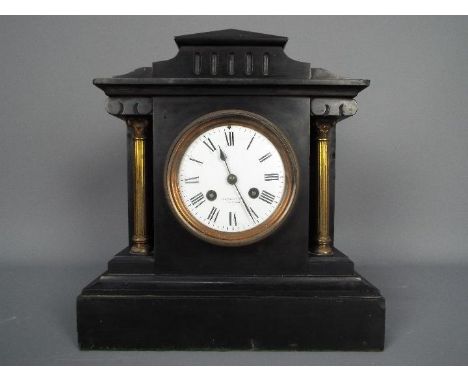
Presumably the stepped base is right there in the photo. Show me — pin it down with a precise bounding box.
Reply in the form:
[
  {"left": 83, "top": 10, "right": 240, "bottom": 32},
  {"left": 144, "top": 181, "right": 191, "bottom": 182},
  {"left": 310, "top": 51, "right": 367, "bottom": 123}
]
[{"left": 77, "top": 255, "right": 385, "bottom": 350}]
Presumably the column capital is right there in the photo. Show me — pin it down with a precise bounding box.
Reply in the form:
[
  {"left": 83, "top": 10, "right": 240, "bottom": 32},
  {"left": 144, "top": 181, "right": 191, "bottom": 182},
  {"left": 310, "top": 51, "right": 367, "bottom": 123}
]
[
  {"left": 127, "top": 118, "right": 149, "bottom": 139},
  {"left": 314, "top": 119, "right": 336, "bottom": 140}
]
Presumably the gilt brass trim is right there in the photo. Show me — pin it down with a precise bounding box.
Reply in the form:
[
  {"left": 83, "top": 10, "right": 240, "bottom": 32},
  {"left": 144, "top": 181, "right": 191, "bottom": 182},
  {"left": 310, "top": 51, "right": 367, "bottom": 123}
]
[
  {"left": 128, "top": 118, "right": 149, "bottom": 255},
  {"left": 314, "top": 119, "right": 334, "bottom": 255},
  {"left": 165, "top": 110, "right": 299, "bottom": 247}
]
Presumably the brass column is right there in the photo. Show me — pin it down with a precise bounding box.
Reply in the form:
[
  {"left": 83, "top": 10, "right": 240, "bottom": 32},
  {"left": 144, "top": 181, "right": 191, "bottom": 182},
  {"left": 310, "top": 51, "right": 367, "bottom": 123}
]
[
  {"left": 314, "top": 119, "right": 335, "bottom": 256},
  {"left": 128, "top": 118, "right": 149, "bottom": 255}
]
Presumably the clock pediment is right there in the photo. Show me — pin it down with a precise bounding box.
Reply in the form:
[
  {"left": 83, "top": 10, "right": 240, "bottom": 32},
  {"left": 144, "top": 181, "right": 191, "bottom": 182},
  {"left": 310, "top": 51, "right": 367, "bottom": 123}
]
[
  {"left": 97, "top": 29, "right": 369, "bottom": 98},
  {"left": 152, "top": 28, "right": 310, "bottom": 79},
  {"left": 174, "top": 29, "right": 288, "bottom": 47}
]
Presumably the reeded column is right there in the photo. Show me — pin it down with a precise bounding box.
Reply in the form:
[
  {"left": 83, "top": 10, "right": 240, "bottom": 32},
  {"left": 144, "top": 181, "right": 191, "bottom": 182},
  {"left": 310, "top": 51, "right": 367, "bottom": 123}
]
[
  {"left": 314, "top": 119, "right": 335, "bottom": 255},
  {"left": 310, "top": 98, "right": 357, "bottom": 256},
  {"left": 128, "top": 118, "right": 149, "bottom": 255}
]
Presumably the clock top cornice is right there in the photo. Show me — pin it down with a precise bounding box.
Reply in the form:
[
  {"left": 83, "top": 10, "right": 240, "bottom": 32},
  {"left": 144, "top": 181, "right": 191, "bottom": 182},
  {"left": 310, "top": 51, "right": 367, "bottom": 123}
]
[{"left": 93, "top": 29, "right": 369, "bottom": 98}]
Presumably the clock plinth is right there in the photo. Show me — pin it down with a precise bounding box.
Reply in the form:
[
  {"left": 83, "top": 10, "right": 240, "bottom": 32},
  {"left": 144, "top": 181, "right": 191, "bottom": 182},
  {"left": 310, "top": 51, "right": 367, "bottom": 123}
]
[
  {"left": 78, "top": 260, "right": 384, "bottom": 351},
  {"left": 77, "top": 29, "right": 385, "bottom": 351}
]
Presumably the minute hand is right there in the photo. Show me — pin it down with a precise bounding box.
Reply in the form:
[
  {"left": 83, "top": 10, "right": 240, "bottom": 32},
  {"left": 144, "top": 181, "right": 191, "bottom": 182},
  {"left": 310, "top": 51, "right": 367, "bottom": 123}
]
[
  {"left": 218, "top": 147, "right": 256, "bottom": 223},
  {"left": 234, "top": 183, "right": 256, "bottom": 223}
]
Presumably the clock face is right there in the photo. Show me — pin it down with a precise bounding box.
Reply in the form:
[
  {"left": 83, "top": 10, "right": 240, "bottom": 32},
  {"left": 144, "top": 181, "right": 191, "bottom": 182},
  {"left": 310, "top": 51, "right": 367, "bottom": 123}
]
[
  {"left": 165, "top": 110, "right": 299, "bottom": 246},
  {"left": 178, "top": 124, "right": 285, "bottom": 232}
]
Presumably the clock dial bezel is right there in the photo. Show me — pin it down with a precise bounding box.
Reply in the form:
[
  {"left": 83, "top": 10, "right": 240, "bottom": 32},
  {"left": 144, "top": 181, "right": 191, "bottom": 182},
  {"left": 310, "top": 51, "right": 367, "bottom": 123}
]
[{"left": 165, "top": 109, "right": 299, "bottom": 247}]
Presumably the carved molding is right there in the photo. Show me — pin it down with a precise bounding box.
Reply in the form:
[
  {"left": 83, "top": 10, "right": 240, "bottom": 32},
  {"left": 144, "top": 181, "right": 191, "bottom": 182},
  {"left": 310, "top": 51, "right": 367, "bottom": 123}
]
[
  {"left": 106, "top": 97, "right": 153, "bottom": 116},
  {"left": 311, "top": 98, "right": 358, "bottom": 119}
]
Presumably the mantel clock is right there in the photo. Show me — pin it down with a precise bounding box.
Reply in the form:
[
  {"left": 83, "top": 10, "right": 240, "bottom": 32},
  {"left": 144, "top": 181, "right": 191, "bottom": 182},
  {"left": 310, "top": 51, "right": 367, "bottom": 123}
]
[{"left": 77, "top": 29, "right": 385, "bottom": 350}]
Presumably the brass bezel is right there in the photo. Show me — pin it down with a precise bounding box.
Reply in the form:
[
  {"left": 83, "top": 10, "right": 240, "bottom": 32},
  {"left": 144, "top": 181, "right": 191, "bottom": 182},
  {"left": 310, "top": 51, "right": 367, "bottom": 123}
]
[{"left": 165, "top": 110, "right": 299, "bottom": 247}]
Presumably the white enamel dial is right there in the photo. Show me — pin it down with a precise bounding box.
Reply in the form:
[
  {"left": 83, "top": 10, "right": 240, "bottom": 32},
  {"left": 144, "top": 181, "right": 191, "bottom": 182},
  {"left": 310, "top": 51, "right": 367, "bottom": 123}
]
[{"left": 178, "top": 124, "right": 286, "bottom": 232}]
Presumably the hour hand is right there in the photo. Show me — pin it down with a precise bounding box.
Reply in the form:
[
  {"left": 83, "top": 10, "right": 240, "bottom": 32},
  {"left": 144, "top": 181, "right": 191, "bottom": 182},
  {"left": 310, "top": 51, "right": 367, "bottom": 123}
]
[
  {"left": 219, "top": 146, "right": 227, "bottom": 161},
  {"left": 218, "top": 146, "right": 231, "bottom": 173}
]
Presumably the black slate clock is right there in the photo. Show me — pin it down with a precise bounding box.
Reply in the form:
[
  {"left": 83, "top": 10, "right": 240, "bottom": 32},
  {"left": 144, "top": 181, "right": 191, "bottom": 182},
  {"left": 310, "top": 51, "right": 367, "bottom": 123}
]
[{"left": 77, "top": 29, "right": 385, "bottom": 351}]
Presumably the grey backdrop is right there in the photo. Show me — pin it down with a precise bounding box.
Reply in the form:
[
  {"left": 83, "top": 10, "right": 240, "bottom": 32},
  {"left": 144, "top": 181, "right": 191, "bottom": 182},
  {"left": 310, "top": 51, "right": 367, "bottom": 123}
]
[{"left": 0, "top": 16, "right": 467, "bottom": 365}]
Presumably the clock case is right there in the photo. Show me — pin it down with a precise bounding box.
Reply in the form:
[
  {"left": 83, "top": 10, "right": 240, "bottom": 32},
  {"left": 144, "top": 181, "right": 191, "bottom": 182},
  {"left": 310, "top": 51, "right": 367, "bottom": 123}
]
[{"left": 77, "top": 30, "right": 385, "bottom": 351}]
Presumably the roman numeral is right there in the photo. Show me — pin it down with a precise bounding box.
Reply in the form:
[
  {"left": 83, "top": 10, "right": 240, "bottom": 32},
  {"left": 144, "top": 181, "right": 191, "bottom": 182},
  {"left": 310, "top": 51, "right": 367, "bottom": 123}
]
[
  {"left": 229, "top": 211, "right": 237, "bottom": 226},
  {"left": 224, "top": 130, "right": 234, "bottom": 146},
  {"left": 246, "top": 133, "right": 256, "bottom": 150},
  {"left": 202, "top": 137, "right": 216, "bottom": 152},
  {"left": 207, "top": 207, "right": 220, "bottom": 223},
  {"left": 264, "top": 173, "right": 279, "bottom": 181},
  {"left": 184, "top": 176, "right": 199, "bottom": 184},
  {"left": 189, "top": 157, "right": 203, "bottom": 164},
  {"left": 259, "top": 152, "right": 272, "bottom": 163},
  {"left": 259, "top": 190, "right": 275, "bottom": 204},
  {"left": 189, "top": 192, "right": 205, "bottom": 208}
]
